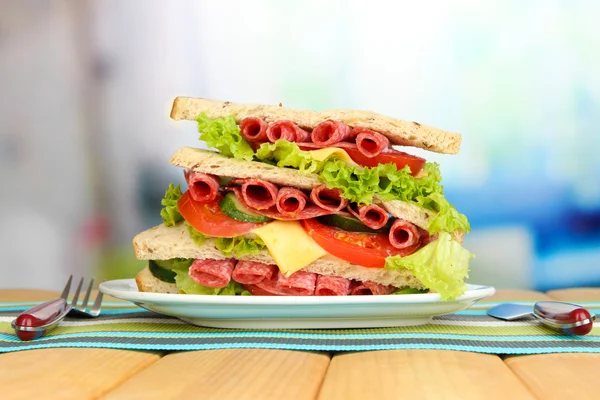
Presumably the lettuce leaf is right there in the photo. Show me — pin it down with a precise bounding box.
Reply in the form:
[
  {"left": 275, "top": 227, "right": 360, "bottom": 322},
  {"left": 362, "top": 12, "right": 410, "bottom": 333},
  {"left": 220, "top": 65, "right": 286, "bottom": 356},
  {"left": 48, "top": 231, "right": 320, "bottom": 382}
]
[
  {"left": 214, "top": 236, "right": 266, "bottom": 258},
  {"left": 186, "top": 223, "right": 265, "bottom": 258},
  {"left": 196, "top": 113, "right": 254, "bottom": 161},
  {"left": 160, "top": 184, "right": 183, "bottom": 226},
  {"left": 255, "top": 140, "right": 324, "bottom": 174},
  {"left": 173, "top": 268, "right": 250, "bottom": 295},
  {"left": 384, "top": 232, "right": 474, "bottom": 300},
  {"left": 186, "top": 222, "right": 207, "bottom": 247}
]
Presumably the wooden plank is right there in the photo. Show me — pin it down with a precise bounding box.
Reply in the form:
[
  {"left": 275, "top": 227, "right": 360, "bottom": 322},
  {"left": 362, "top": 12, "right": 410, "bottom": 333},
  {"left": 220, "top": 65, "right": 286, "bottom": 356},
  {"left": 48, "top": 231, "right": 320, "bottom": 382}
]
[
  {"left": 318, "top": 350, "right": 535, "bottom": 400},
  {"left": 486, "top": 289, "right": 552, "bottom": 302},
  {"left": 0, "top": 289, "right": 60, "bottom": 302},
  {"left": 102, "top": 349, "right": 330, "bottom": 400},
  {"left": 505, "top": 353, "right": 600, "bottom": 400},
  {"left": 546, "top": 288, "right": 600, "bottom": 302},
  {"left": 0, "top": 289, "right": 126, "bottom": 303},
  {"left": 0, "top": 348, "right": 160, "bottom": 400}
]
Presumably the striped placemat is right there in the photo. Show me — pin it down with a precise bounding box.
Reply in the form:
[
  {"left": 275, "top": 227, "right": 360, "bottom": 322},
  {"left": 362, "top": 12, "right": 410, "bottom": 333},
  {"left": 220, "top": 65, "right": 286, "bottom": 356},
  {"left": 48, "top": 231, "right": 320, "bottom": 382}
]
[{"left": 1, "top": 301, "right": 598, "bottom": 354}]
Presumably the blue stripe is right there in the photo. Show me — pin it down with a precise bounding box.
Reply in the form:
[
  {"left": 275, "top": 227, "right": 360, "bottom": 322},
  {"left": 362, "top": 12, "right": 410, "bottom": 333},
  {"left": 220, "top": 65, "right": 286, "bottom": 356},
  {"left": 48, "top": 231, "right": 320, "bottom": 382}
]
[
  {"left": 0, "top": 330, "right": 597, "bottom": 342},
  {"left": 1, "top": 341, "right": 599, "bottom": 354},
  {"left": 0, "top": 308, "right": 148, "bottom": 314}
]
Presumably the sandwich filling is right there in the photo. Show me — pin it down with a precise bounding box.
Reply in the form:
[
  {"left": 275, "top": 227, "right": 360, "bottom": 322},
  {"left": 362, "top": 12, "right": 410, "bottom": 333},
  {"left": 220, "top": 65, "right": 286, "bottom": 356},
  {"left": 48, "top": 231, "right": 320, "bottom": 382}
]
[{"left": 149, "top": 114, "right": 473, "bottom": 299}]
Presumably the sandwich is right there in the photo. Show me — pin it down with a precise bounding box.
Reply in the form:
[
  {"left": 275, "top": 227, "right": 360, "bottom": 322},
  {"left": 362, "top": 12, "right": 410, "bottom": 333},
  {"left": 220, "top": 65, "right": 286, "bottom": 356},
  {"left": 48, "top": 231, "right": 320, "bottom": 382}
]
[{"left": 132, "top": 97, "right": 473, "bottom": 299}]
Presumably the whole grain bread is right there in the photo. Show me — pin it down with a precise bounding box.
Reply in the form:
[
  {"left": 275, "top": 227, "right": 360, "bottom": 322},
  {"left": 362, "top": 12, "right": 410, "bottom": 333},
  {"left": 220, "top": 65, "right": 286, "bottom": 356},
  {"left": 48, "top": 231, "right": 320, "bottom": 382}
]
[
  {"left": 133, "top": 223, "right": 426, "bottom": 290},
  {"left": 170, "top": 146, "right": 464, "bottom": 241},
  {"left": 170, "top": 97, "right": 461, "bottom": 154}
]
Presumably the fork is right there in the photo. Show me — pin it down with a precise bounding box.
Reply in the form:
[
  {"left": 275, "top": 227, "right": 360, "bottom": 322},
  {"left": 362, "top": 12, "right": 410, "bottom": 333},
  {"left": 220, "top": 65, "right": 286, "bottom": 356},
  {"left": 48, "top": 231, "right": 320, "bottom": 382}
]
[{"left": 11, "top": 276, "right": 103, "bottom": 341}]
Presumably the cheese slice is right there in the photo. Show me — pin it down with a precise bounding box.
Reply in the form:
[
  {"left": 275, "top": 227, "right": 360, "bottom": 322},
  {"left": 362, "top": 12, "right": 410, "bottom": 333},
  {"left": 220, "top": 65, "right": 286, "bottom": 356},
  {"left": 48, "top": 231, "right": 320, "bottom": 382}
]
[
  {"left": 306, "top": 148, "right": 360, "bottom": 168},
  {"left": 251, "top": 220, "right": 327, "bottom": 276}
]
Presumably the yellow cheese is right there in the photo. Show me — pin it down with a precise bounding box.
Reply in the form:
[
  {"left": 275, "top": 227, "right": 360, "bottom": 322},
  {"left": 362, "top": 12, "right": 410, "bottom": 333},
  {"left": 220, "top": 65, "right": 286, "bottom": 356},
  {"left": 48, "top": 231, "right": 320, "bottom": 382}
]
[
  {"left": 251, "top": 220, "right": 327, "bottom": 276},
  {"left": 306, "top": 148, "right": 360, "bottom": 168}
]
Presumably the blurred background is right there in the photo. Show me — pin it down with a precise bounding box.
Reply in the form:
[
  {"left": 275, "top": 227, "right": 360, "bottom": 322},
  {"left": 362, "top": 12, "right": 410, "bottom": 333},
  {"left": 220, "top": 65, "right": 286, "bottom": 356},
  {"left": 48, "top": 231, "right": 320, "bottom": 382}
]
[{"left": 1, "top": 0, "right": 599, "bottom": 291}]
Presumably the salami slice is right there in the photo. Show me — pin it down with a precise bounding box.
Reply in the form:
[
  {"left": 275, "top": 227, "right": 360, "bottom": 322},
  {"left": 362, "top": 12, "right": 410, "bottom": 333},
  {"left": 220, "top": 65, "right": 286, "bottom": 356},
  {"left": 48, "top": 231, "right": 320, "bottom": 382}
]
[
  {"left": 267, "top": 120, "right": 311, "bottom": 143},
  {"left": 184, "top": 170, "right": 220, "bottom": 203},
  {"left": 352, "top": 127, "right": 390, "bottom": 158},
  {"left": 232, "top": 187, "right": 335, "bottom": 220},
  {"left": 188, "top": 259, "right": 236, "bottom": 288},
  {"left": 347, "top": 203, "right": 389, "bottom": 230},
  {"left": 276, "top": 187, "right": 308, "bottom": 218},
  {"left": 240, "top": 117, "right": 269, "bottom": 142},
  {"left": 276, "top": 271, "right": 317, "bottom": 296},
  {"left": 350, "top": 281, "right": 395, "bottom": 295},
  {"left": 388, "top": 219, "right": 420, "bottom": 249},
  {"left": 239, "top": 179, "right": 279, "bottom": 210},
  {"left": 254, "top": 271, "right": 281, "bottom": 294},
  {"left": 310, "top": 185, "right": 347, "bottom": 212},
  {"left": 311, "top": 120, "right": 352, "bottom": 146},
  {"left": 243, "top": 284, "right": 279, "bottom": 296},
  {"left": 232, "top": 261, "right": 278, "bottom": 285},
  {"left": 315, "top": 275, "right": 351, "bottom": 296}
]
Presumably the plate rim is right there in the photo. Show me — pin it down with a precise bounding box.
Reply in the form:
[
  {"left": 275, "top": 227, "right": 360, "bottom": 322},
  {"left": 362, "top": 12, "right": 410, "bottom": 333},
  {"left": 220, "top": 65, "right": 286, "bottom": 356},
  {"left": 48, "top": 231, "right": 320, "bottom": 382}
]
[{"left": 100, "top": 279, "right": 496, "bottom": 305}]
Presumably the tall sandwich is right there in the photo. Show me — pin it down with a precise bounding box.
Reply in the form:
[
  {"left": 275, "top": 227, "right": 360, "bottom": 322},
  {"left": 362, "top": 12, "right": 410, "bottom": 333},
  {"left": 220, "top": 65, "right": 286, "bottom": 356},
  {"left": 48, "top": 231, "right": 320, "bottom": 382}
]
[{"left": 133, "top": 97, "right": 473, "bottom": 299}]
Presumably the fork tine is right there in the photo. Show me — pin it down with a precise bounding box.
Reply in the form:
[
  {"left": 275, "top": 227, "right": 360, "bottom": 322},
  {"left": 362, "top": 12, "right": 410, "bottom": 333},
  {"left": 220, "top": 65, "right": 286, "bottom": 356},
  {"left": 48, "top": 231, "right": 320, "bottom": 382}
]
[
  {"left": 79, "top": 279, "right": 94, "bottom": 311},
  {"left": 60, "top": 275, "right": 73, "bottom": 300},
  {"left": 91, "top": 291, "right": 103, "bottom": 315},
  {"left": 70, "top": 277, "right": 84, "bottom": 307}
]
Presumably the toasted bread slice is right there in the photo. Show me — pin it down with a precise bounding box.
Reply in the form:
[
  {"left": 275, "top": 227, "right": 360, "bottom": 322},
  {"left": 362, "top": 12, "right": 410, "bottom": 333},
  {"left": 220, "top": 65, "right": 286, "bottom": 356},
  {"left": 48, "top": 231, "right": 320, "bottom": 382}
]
[
  {"left": 170, "top": 96, "right": 462, "bottom": 154},
  {"left": 133, "top": 223, "right": 426, "bottom": 290}
]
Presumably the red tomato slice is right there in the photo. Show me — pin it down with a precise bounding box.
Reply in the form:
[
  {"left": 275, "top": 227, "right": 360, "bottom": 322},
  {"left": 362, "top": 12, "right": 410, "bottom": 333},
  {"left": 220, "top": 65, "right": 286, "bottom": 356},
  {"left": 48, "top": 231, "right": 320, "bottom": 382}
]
[
  {"left": 301, "top": 219, "right": 417, "bottom": 268},
  {"left": 177, "top": 191, "right": 266, "bottom": 237},
  {"left": 343, "top": 147, "right": 426, "bottom": 176}
]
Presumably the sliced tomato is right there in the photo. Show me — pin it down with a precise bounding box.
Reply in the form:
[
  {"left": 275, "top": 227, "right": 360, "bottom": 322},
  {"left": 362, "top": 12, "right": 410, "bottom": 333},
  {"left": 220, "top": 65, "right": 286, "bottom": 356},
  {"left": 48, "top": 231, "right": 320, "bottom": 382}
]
[
  {"left": 177, "top": 190, "right": 266, "bottom": 237},
  {"left": 301, "top": 219, "right": 417, "bottom": 268},
  {"left": 343, "top": 147, "right": 426, "bottom": 176}
]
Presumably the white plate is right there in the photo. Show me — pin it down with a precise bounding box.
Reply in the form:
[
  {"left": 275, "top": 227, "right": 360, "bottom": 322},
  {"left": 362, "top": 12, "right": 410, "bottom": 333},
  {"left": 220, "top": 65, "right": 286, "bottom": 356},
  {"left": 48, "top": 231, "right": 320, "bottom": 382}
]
[{"left": 99, "top": 279, "right": 495, "bottom": 329}]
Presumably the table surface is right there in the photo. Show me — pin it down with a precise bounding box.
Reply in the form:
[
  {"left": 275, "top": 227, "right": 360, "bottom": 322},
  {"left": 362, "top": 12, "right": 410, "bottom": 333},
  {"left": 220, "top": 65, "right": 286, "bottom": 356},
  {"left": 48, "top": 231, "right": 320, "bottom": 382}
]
[{"left": 1, "top": 288, "right": 599, "bottom": 400}]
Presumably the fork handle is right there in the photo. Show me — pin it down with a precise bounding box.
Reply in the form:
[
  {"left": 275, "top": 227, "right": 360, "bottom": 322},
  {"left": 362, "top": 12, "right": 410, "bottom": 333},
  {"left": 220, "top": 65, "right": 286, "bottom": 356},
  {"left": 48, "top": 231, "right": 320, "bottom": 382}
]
[{"left": 13, "top": 299, "right": 70, "bottom": 341}]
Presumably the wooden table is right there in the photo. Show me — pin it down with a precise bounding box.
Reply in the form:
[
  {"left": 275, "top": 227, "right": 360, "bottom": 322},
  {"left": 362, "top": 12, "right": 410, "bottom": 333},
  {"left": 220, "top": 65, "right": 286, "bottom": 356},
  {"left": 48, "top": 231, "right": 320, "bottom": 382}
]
[{"left": 1, "top": 288, "right": 599, "bottom": 400}]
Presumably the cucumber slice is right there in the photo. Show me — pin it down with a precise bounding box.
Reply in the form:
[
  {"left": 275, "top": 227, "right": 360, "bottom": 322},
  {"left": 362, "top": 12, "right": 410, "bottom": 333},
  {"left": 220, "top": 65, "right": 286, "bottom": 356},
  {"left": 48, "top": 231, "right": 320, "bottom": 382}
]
[
  {"left": 219, "top": 192, "right": 272, "bottom": 223},
  {"left": 392, "top": 288, "right": 429, "bottom": 295},
  {"left": 317, "top": 214, "right": 392, "bottom": 233},
  {"left": 153, "top": 258, "right": 193, "bottom": 270},
  {"left": 148, "top": 260, "right": 177, "bottom": 283}
]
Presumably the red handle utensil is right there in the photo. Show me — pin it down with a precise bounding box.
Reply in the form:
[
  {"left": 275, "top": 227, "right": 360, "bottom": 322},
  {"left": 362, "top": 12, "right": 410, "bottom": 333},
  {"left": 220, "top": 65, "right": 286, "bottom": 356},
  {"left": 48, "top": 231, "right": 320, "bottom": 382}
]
[
  {"left": 11, "top": 298, "right": 71, "bottom": 341},
  {"left": 487, "top": 301, "right": 595, "bottom": 336},
  {"left": 533, "top": 301, "right": 595, "bottom": 336}
]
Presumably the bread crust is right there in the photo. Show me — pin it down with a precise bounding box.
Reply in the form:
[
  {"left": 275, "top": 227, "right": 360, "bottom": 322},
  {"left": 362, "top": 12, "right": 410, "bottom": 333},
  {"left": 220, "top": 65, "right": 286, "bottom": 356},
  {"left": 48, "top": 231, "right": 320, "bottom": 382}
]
[{"left": 170, "top": 96, "right": 461, "bottom": 154}]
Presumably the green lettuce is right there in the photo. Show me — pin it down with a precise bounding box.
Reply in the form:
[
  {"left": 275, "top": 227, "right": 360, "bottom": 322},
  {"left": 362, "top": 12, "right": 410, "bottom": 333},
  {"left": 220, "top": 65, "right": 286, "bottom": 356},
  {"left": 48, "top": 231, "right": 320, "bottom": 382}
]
[
  {"left": 173, "top": 268, "right": 250, "bottom": 295},
  {"left": 214, "top": 237, "right": 266, "bottom": 258},
  {"left": 318, "top": 157, "right": 469, "bottom": 234},
  {"left": 384, "top": 232, "right": 474, "bottom": 300},
  {"left": 255, "top": 140, "right": 324, "bottom": 174},
  {"left": 196, "top": 113, "right": 254, "bottom": 161},
  {"left": 160, "top": 184, "right": 183, "bottom": 226},
  {"left": 186, "top": 223, "right": 265, "bottom": 258},
  {"left": 186, "top": 222, "right": 207, "bottom": 247}
]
